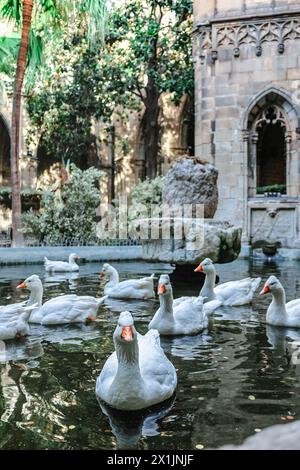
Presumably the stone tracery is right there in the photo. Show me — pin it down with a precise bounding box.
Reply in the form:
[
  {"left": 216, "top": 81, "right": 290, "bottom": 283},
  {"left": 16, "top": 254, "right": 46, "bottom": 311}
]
[{"left": 197, "top": 16, "right": 300, "bottom": 61}]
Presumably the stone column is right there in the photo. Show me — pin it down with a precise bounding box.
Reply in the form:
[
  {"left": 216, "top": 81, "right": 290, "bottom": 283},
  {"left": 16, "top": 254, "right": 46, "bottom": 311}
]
[
  {"left": 285, "top": 131, "right": 293, "bottom": 195},
  {"left": 249, "top": 131, "right": 258, "bottom": 196},
  {"left": 242, "top": 130, "right": 250, "bottom": 242}
]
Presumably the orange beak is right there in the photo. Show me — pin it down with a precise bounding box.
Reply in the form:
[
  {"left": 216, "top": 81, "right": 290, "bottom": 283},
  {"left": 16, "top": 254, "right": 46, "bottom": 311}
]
[
  {"left": 158, "top": 284, "right": 166, "bottom": 294},
  {"left": 121, "top": 326, "right": 133, "bottom": 341},
  {"left": 194, "top": 264, "right": 203, "bottom": 273},
  {"left": 260, "top": 285, "right": 270, "bottom": 295},
  {"left": 17, "top": 281, "right": 27, "bottom": 289},
  {"left": 86, "top": 315, "right": 95, "bottom": 323},
  {"left": 99, "top": 272, "right": 105, "bottom": 279}
]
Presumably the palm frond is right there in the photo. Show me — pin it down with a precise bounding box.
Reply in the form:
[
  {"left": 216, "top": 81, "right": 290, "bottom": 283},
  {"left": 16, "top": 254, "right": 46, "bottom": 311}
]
[
  {"left": 0, "top": 34, "right": 20, "bottom": 73},
  {"left": 37, "top": 0, "right": 68, "bottom": 24},
  {"left": 0, "top": 0, "right": 22, "bottom": 25},
  {"left": 24, "top": 29, "right": 43, "bottom": 89},
  {"left": 80, "top": 0, "right": 106, "bottom": 44},
  {"left": 27, "top": 28, "right": 43, "bottom": 70}
]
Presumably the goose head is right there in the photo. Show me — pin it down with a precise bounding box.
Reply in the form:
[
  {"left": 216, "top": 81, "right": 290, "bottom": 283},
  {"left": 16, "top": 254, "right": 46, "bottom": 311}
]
[
  {"left": 17, "top": 274, "right": 42, "bottom": 291},
  {"left": 260, "top": 276, "right": 283, "bottom": 295},
  {"left": 17, "top": 275, "right": 43, "bottom": 306},
  {"left": 114, "top": 311, "right": 136, "bottom": 344},
  {"left": 99, "top": 263, "right": 114, "bottom": 279},
  {"left": 69, "top": 253, "right": 80, "bottom": 263},
  {"left": 113, "top": 311, "right": 139, "bottom": 364},
  {"left": 157, "top": 274, "right": 172, "bottom": 297},
  {"left": 194, "top": 258, "right": 214, "bottom": 275}
]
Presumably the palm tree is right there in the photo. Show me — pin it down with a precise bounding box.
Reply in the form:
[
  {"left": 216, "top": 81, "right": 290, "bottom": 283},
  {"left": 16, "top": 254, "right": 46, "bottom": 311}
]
[{"left": 0, "top": 0, "right": 105, "bottom": 246}]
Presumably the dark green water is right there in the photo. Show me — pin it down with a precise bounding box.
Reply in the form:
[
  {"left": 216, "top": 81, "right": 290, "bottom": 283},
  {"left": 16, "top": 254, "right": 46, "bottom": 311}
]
[{"left": 0, "top": 258, "right": 300, "bottom": 450}]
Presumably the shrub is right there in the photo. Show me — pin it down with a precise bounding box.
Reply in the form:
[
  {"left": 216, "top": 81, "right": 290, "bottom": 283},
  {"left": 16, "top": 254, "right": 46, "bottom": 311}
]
[
  {"left": 125, "top": 176, "right": 164, "bottom": 239},
  {"left": 0, "top": 187, "right": 41, "bottom": 210},
  {"left": 129, "top": 176, "right": 164, "bottom": 209},
  {"left": 22, "top": 165, "right": 103, "bottom": 245}
]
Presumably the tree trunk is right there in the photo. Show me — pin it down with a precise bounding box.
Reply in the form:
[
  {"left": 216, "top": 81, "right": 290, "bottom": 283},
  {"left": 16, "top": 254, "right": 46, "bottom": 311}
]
[
  {"left": 143, "top": 79, "right": 160, "bottom": 179},
  {"left": 10, "top": 0, "right": 34, "bottom": 246}
]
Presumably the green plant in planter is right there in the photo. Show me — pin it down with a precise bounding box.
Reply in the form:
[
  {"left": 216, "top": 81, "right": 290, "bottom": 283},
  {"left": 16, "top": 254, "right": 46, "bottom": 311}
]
[
  {"left": 256, "top": 184, "right": 286, "bottom": 195},
  {"left": 21, "top": 165, "right": 103, "bottom": 245}
]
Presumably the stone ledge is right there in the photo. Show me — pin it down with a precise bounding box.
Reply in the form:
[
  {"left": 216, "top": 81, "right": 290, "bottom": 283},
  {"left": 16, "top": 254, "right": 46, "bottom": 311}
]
[{"left": 0, "top": 246, "right": 143, "bottom": 266}]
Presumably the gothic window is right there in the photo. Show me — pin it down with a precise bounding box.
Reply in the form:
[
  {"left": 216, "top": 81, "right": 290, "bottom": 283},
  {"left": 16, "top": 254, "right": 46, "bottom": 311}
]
[{"left": 256, "top": 106, "right": 287, "bottom": 194}]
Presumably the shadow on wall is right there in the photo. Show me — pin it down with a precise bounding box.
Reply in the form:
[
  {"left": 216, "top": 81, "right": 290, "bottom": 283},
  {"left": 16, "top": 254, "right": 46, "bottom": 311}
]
[{"left": 0, "top": 114, "right": 10, "bottom": 186}]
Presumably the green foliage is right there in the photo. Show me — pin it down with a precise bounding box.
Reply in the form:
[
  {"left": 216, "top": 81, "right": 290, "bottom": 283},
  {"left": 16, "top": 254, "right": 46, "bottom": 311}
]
[
  {"left": 0, "top": 187, "right": 41, "bottom": 210},
  {"left": 105, "top": 176, "right": 164, "bottom": 240},
  {"left": 21, "top": 165, "right": 103, "bottom": 244},
  {"left": 0, "top": 0, "right": 106, "bottom": 88},
  {"left": 129, "top": 176, "right": 164, "bottom": 207},
  {"left": 128, "top": 175, "right": 164, "bottom": 226},
  {"left": 0, "top": 0, "right": 22, "bottom": 25},
  {"left": 105, "top": 0, "right": 194, "bottom": 104},
  {"left": 27, "top": 36, "right": 106, "bottom": 166},
  {"left": 25, "top": 0, "right": 193, "bottom": 174},
  {"left": 0, "top": 35, "right": 19, "bottom": 74}
]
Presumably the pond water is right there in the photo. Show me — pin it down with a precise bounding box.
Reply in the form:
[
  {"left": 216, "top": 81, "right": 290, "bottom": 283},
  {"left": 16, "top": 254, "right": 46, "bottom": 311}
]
[{"left": 0, "top": 258, "right": 300, "bottom": 450}]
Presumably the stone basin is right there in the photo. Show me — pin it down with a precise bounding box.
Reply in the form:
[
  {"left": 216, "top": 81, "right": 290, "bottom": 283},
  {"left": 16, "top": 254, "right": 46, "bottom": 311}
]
[{"left": 140, "top": 218, "right": 242, "bottom": 264}]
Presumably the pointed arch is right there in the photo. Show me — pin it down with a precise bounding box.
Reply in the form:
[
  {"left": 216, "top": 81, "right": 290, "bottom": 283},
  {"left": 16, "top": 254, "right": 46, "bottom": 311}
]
[
  {"left": 243, "top": 85, "right": 300, "bottom": 131},
  {"left": 244, "top": 86, "right": 300, "bottom": 198}
]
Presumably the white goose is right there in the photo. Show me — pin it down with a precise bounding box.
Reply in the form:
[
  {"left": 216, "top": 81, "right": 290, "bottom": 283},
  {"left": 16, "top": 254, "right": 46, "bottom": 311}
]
[
  {"left": 148, "top": 274, "right": 219, "bottom": 335},
  {"left": 195, "top": 258, "right": 261, "bottom": 306},
  {"left": 44, "top": 253, "right": 80, "bottom": 272},
  {"left": 17, "top": 275, "right": 106, "bottom": 325},
  {"left": 96, "top": 311, "right": 177, "bottom": 410},
  {"left": 260, "top": 276, "right": 300, "bottom": 327},
  {"left": 0, "top": 301, "right": 36, "bottom": 325},
  {"left": 0, "top": 305, "right": 35, "bottom": 341},
  {"left": 100, "top": 263, "right": 155, "bottom": 300}
]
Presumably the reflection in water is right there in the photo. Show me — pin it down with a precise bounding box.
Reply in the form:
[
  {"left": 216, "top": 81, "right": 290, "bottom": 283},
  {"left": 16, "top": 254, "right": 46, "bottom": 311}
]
[
  {"left": 43, "top": 272, "right": 80, "bottom": 290},
  {"left": 1, "top": 336, "right": 44, "bottom": 362},
  {"left": 104, "top": 296, "right": 157, "bottom": 319},
  {"left": 29, "top": 323, "right": 100, "bottom": 346},
  {"left": 266, "top": 324, "right": 300, "bottom": 350},
  {"left": 99, "top": 396, "right": 176, "bottom": 449},
  {"left": 161, "top": 332, "right": 212, "bottom": 360},
  {"left": 0, "top": 260, "right": 300, "bottom": 449}
]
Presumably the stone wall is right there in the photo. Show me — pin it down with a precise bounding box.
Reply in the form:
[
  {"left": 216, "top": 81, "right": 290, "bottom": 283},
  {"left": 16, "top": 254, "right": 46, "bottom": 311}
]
[
  {"left": 97, "top": 94, "right": 189, "bottom": 205},
  {"left": 195, "top": 0, "right": 300, "bottom": 20},
  {"left": 194, "top": 0, "right": 300, "bottom": 247}
]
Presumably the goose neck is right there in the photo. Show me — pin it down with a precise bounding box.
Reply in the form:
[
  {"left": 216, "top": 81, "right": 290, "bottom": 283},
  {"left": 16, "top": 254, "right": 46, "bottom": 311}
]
[
  {"left": 271, "top": 287, "right": 287, "bottom": 310},
  {"left": 201, "top": 268, "right": 216, "bottom": 296},
  {"left": 107, "top": 268, "right": 119, "bottom": 286},
  {"left": 114, "top": 339, "right": 143, "bottom": 384},
  {"left": 28, "top": 284, "right": 43, "bottom": 307},
  {"left": 159, "top": 291, "right": 174, "bottom": 315}
]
